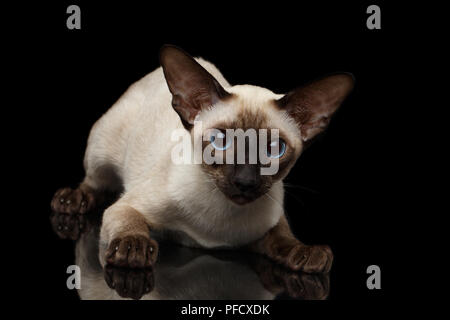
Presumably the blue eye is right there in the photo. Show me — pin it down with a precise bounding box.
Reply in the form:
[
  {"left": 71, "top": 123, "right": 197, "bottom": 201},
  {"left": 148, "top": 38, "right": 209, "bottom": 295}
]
[
  {"left": 267, "top": 139, "right": 286, "bottom": 159},
  {"left": 211, "top": 131, "right": 232, "bottom": 150}
]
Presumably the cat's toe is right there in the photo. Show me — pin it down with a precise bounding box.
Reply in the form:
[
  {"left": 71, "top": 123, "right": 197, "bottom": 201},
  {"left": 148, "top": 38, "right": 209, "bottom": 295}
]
[
  {"left": 105, "top": 235, "right": 158, "bottom": 268},
  {"left": 303, "top": 245, "right": 333, "bottom": 274},
  {"left": 51, "top": 187, "right": 95, "bottom": 215},
  {"left": 50, "top": 210, "right": 86, "bottom": 240},
  {"left": 286, "top": 244, "right": 311, "bottom": 271},
  {"left": 291, "top": 245, "right": 333, "bottom": 274},
  {"left": 50, "top": 187, "right": 96, "bottom": 240},
  {"left": 282, "top": 272, "right": 330, "bottom": 300},
  {"left": 282, "top": 244, "right": 333, "bottom": 273},
  {"left": 104, "top": 265, "right": 154, "bottom": 300}
]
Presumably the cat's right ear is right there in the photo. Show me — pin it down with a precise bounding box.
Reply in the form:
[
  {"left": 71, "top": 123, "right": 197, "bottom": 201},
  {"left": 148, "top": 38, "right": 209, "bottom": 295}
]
[{"left": 160, "top": 45, "right": 231, "bottom": 129}]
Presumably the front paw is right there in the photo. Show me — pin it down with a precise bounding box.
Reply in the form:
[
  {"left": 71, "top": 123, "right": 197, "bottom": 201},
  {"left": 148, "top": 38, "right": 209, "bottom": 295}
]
[
  {"left": 276, "top": 244, "right": 333, "bottom": 273},
  {"left": 50, "top": 187, "right": 95, "bottom": 240},
  {"left": 104, "top": 265, "right": 154, "bottom": 300},
  {"left": 51, "top": 187, "right": 95, "bottom": 215},
  {"left": 50, "top": 210, "right": 87, "bottom": 240},
  {"left": 251, "top": 255, "right": 330, "bottom": 299},
  {"left": 278, "top": 272, "right": 330, "bottom": 300},
  {"left": 105, "top": 235, "right": 158, "bottom": 268}
]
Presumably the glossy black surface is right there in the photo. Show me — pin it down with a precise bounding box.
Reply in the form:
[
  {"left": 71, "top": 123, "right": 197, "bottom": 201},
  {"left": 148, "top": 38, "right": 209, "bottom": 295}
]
[
  {"left": 61, "top": 211, "right": 329, "bottom": 300},
  {"left": 14, "top": 1, "right": 406, "bottom": 305}
]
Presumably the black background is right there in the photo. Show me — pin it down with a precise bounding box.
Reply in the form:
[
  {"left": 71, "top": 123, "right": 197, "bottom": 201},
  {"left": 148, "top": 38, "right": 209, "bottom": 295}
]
[{"left": 12, "top": 0, "right": 408, "bottom": 313}]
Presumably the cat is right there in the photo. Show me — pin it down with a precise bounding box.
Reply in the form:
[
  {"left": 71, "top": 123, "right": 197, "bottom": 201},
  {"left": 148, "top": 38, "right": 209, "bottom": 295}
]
[{"left": 51, "top": 45, "right": 354, "bottom": 273}]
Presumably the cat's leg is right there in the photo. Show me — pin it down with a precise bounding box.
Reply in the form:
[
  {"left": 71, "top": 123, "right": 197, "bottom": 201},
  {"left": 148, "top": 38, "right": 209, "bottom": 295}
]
[
  {"left": 50, "top": 150, "right": 123, "bottom": 240},
  {"left": 249, "top": 255, "right": 330, "bottom": 299},
  {"left": 100, "top": 196, "right": 161, "bottom": 268},
  {"left": 247, "top": 215, "right": 333, "bottom": 273},
  {"left": 51, "top": 112, "right": 126, "bottom": 239}
]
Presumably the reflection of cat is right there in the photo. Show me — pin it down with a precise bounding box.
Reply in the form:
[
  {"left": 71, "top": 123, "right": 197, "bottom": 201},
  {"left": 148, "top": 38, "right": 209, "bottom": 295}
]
[
  {"left": 51, "top": 45, "right": 353, "bottom": 273},
  {"left": 75, "top": 223, "right": 329, "bottom": 300}
]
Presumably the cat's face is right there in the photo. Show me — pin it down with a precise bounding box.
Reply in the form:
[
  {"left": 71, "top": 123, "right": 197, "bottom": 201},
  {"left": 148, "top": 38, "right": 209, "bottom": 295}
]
[
  {"left": 160, "top": 45, "right": 354, "bottom": 205},
  {"left": 192, "top": 86, "right": 302, "bottom": 204}
]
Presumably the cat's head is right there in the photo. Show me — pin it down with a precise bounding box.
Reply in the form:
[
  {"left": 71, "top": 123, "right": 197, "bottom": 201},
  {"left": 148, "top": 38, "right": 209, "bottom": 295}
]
[{"left": 160, "top": 45, "right": 354, "bottom": 205}]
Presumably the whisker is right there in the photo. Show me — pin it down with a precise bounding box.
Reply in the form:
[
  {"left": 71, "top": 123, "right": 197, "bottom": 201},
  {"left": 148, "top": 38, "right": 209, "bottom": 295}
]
[
  {"left": 283, "top": 182, "right": 319, "bottom": 194},
  {"left": 283, "top": 189, "right": 306, "bottom": 208},
  {"left": 205, "top": 186, "right": 218, "bottom": 196},
  {"left": 264, "top": 193, "right": 284, "bottom": 212}
]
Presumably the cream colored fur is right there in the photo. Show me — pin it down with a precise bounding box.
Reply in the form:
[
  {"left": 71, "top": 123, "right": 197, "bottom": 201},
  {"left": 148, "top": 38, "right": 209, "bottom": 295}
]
[{"left": 82, "top": 58, "right": 302, "bottom": 249}]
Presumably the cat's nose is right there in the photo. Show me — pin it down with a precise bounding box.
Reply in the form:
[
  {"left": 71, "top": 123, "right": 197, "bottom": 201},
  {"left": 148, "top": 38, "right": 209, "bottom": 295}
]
[
  {"left": 232, "top": 165, "right": 260, "bottom": 192},
  {"left": 233, "top": 177, "right": 258, "bottom": 192}
]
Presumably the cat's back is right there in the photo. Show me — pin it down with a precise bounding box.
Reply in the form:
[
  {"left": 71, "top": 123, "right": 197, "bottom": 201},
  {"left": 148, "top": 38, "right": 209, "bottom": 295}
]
[
  {"left": 92, "top": 57, "right": 229, "bottom": 134},
  {"left": 84, "top": 58, "right": 230, "bottom": 188}
]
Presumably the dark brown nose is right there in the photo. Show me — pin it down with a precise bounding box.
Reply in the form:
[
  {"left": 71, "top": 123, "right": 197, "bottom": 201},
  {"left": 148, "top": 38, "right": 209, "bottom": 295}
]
[{"left": 232, "top": 165, "right": 260, "bottom": 193}]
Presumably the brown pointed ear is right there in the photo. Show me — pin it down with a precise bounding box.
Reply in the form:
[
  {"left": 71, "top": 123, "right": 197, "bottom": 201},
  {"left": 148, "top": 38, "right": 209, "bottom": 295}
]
[
  {"left": 276, "top": 73, "right": 355, "bottom": 142},
  {"left": 159, "top": 45, "right": 231, "bottom": 128}
]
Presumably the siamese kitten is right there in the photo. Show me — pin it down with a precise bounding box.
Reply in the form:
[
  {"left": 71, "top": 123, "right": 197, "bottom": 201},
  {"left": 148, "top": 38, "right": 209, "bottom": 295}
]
[{"left": 51, "top": 45, "right": 354, "bottom": 273}]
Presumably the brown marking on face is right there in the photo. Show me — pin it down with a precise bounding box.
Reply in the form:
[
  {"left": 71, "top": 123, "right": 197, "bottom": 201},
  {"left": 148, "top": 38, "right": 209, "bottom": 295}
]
[
  {"left": 198, "top": 107, "right": 298, "bottom": 205},
  {"left": 235, "top": 108, "right": 268, "bottom": 131}
]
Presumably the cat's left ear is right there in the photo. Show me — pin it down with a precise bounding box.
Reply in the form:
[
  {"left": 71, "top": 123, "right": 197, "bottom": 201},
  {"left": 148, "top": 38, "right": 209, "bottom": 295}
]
[
  {"left": 277, "top": 73, "right": 355, "bottom": 142},
  {"left": 160, "top": 45, "right": 231, "bottom": 128}
]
